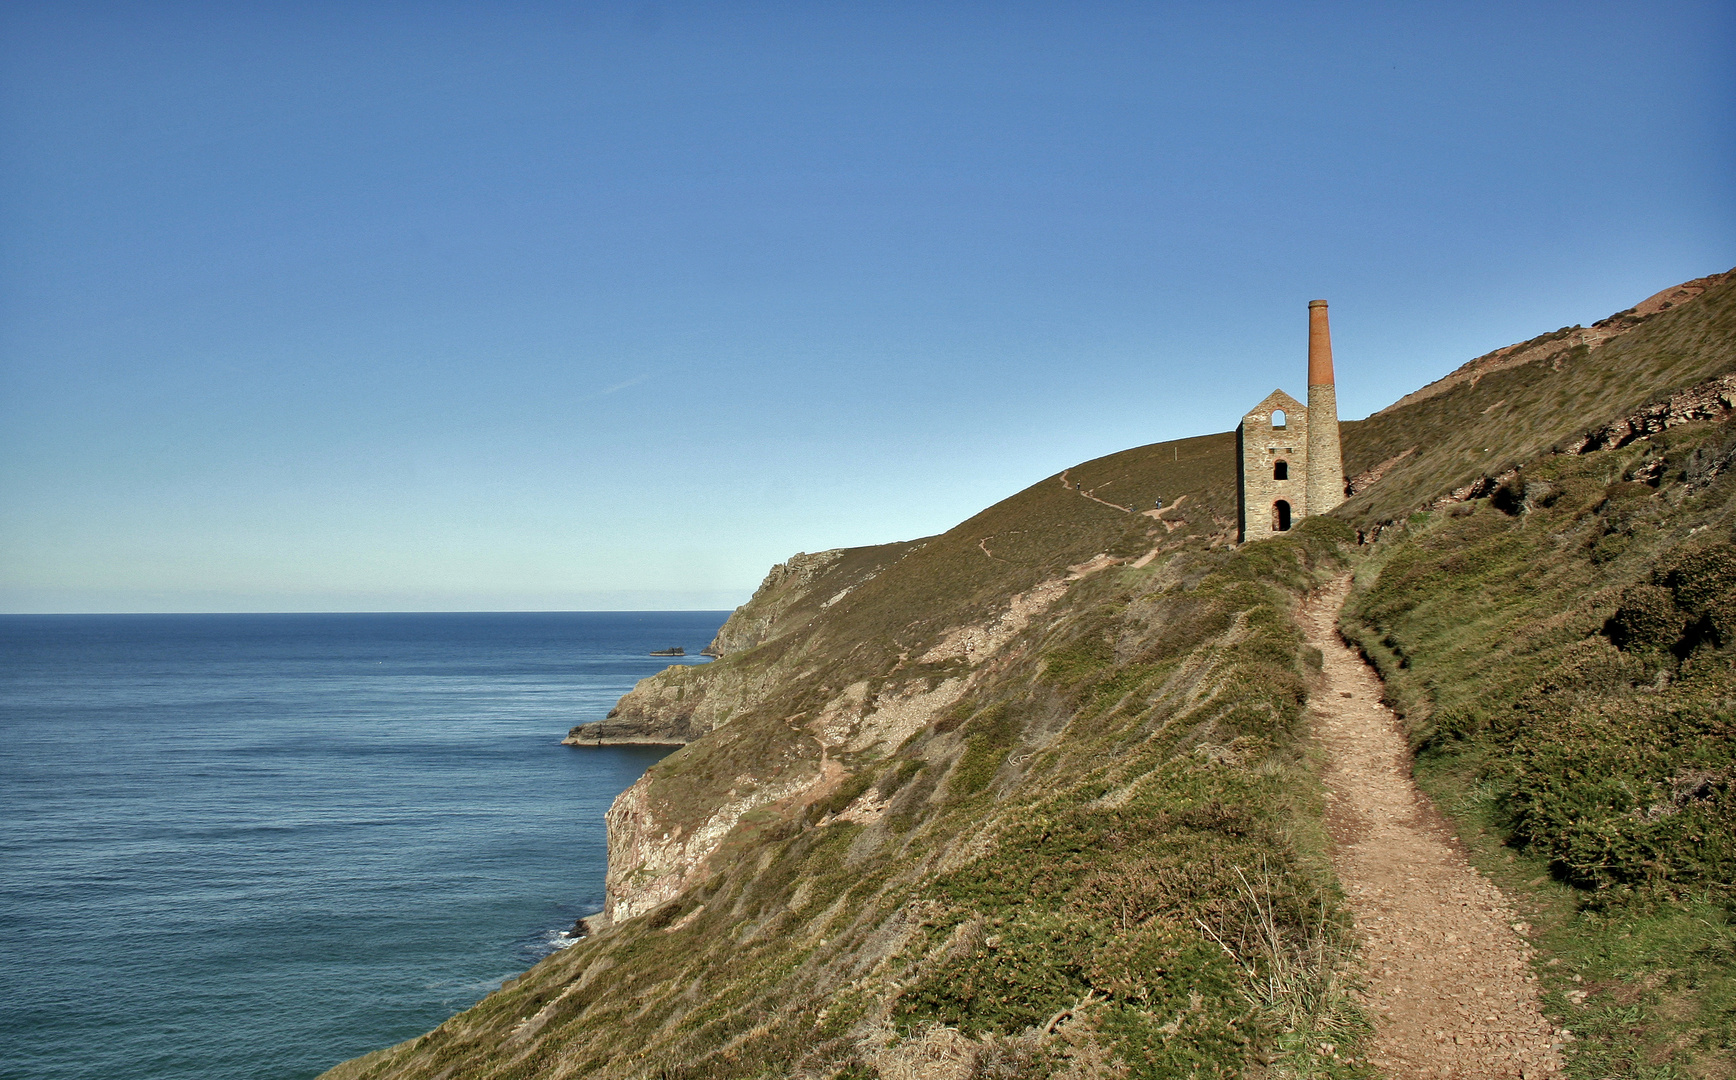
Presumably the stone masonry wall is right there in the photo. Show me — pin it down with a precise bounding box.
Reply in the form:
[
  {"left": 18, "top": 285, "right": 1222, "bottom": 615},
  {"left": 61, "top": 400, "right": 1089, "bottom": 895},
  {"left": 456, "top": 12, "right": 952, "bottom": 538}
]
[
  {"left": 1238, "top": 389, "right": 1308, "bottom": 542},
  {"left": 1305, "top": 382, "right": 1345, "bottom": 515}
]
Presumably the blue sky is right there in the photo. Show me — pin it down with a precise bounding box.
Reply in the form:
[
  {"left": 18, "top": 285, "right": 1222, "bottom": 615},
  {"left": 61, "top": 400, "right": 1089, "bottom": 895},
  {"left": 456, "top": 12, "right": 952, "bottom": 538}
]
[{"left": 2, "top": 1, "right": 1731, "bottom": 612}]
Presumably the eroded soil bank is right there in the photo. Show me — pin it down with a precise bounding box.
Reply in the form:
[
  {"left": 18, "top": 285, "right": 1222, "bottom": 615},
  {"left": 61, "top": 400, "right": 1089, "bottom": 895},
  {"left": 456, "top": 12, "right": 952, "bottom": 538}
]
[{"left": 1304, "top": 577, "right": 1565, "bottom": 1079}]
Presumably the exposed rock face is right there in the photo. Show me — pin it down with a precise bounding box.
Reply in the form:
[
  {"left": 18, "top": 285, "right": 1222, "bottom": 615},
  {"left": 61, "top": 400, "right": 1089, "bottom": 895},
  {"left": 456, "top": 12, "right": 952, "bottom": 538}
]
[
  {"left": 1345, "top": 447, "right": 1414, "bottom": 496},
  {"left": 565, "top": 542, "right": 922, "bottom": 748},
  {"left": 703, "top": 542, "right": 921, "bottom": 659},
  {"left": 1567, "top": 371, "right": 1736, "bottom": 453},
  {"left": 1390, "top": 371, "right": 1736, "bottom": 522},
  {"left": 562, "top": 662, "right": 763, "bottom": 747},
  {"left": 593, "top": 561, "right": 1115, "bottom": 926},
  {"left": 603, "top": 762, "right": 831, "bottom": 922},
  {"left": 703, "top": 549, "right": 845, "bottom": 657},
  {"left": 572, "top": 544, "right": 952, "bottom": 919}
]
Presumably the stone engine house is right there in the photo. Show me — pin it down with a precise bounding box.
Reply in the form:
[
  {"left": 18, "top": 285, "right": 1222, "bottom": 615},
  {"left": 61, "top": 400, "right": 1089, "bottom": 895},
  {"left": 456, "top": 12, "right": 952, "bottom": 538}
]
[
  {"left": 1237, "top": 388, "right": 1309, "bottom": 541},
  {"left": 1236, "top": 300, "right": 1345, "bottom": 542}
]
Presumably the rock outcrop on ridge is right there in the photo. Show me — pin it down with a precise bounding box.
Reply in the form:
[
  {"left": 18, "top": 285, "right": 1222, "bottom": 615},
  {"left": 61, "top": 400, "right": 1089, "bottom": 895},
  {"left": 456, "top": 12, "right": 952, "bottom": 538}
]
[{"left": 704, "top": 543, "right": 924, "bottom": 659}]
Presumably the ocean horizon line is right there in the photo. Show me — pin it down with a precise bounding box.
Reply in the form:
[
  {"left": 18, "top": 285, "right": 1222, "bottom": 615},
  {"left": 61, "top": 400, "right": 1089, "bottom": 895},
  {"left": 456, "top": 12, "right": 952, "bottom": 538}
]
[{"left": 0, "top": 607, "right": 740, "bottom": 618}]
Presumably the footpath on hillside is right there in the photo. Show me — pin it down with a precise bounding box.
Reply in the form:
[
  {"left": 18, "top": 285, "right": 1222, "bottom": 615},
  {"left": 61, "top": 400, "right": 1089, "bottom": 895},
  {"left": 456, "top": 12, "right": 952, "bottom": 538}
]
[{"left": 1302, "top": 578, "right": 1564, "bottom": 1080}]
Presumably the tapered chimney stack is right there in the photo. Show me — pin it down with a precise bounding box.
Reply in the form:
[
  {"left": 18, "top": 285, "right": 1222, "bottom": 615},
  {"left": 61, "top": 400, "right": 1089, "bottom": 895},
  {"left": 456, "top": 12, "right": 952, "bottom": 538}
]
[
  {"left": 1305, "top": 300, "right": 1345, "bottom": 514},
  {"left": 1308, "top": 300, "right": 1334, "bottom": 386}
]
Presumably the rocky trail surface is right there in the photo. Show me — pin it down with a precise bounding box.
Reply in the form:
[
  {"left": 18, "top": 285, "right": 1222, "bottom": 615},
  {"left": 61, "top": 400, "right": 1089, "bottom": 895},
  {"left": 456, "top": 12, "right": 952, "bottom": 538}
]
[{"left": 1303, "top": 578, "right": 1564, "bottom": 1079}]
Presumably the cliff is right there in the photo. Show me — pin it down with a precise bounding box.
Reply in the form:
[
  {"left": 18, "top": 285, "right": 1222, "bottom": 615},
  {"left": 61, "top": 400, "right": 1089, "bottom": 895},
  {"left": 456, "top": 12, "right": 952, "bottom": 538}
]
[
  {"left": 575, "top": 429, "right": 1244, "bottom": 922},
  {"left": 561, "top": 542, "right": 924, "bottom": 748},
  {"left": 326, "top": 269, "right": 1736, "bottom": 1080},
  {"left": 705, "top": 543, "right": 926, "bottom": 659}
]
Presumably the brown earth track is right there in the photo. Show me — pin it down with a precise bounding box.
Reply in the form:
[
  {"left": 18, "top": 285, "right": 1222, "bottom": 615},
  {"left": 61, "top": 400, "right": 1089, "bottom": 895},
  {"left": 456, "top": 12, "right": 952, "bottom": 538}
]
[{"left": 1303, "top": 577, "right": 1564, "bottom": 1079}]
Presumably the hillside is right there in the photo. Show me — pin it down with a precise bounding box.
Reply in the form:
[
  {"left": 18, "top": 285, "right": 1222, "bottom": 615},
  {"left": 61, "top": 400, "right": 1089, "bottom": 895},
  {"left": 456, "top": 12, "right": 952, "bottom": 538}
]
[
  {"left": 1373, "top": 270, "right": 1733, "bottom": 419},
  {"left": 1340, "top": 271, "right": 1736, "bottom": 529},
  {"left": 325, "top": 270, "right": 1736, "bottom": 1080}
]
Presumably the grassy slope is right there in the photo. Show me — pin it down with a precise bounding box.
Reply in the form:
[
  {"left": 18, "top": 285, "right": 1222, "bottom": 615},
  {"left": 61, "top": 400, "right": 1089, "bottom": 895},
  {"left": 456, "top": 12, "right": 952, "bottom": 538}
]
[
  {"left": 1340, "top": 429, "right": 1736, "bottom": 1078},
  {"left": 581, "top": 433, "right": 1243, "bottom": 841},
  {"left": 705, "top": 541, "right": 929, "bottom": 658},
  {"left": 325, "top": 275, "right": 1736, "bottom": 1080},
  {"left": 328, "top": 436, "right": 1377, "bottom": 1080},
  {"left": 1333, "top": 276, "right": 1736, "bottom": 1078}
]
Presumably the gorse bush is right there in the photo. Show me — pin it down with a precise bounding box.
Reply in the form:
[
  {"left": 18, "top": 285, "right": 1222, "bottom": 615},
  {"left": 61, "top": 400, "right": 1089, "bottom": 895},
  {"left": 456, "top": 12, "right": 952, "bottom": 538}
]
[
  {"left": 1497, "top": 695, "right": 1736, "bottom": 894},
  {"left": 1602, "top": 542, "right": 1736, "bottom": 655},
  {"left": 1605, "top": 584, "right": 1685, "bottom": 651}
]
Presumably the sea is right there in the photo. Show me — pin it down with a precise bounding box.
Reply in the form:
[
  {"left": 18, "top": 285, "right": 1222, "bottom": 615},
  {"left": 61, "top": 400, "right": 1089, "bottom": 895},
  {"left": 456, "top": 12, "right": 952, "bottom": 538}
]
[{"left": 0, "top": 610, "right": 730, "bottom": 1080}]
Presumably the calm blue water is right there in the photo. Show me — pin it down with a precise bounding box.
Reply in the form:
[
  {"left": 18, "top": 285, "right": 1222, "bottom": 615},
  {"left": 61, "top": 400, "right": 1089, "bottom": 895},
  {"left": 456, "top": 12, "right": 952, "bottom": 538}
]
[{"left": 0, "top": 611, "right": 728, "bottom": 1080}]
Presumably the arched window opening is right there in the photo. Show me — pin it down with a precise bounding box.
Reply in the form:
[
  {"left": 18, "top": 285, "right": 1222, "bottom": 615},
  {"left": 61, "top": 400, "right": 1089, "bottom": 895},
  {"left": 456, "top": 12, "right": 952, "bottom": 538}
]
[
  {"left": 1274, "top": 500, "right": 1292, "bottom": 532},
  {"left": 1271, "top": 409, "right": 1287, "bottom": 428},
  {"left": 1273, "top": 460, "right": 1289, "bottom": 480}
]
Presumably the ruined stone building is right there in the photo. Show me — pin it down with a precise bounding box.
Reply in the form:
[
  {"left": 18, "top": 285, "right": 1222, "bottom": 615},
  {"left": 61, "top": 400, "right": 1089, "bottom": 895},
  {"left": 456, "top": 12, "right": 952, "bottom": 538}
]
[{"left": 1237, "top": 300, "right": 1345, "bottom": 542}]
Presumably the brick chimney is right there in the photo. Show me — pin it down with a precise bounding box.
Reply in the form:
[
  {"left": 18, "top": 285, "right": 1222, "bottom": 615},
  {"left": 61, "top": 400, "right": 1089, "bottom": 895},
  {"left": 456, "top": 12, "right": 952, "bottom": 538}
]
[{"left": 1305, "top": 300, "right": 1345, "bottom": 514}]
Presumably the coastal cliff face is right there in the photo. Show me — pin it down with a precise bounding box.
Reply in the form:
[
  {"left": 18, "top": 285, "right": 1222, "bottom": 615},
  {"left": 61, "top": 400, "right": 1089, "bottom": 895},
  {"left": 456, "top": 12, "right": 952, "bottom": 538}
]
[
  {"left": 558, "top": 661, "right": 756, "bottom": 747},
  {"left": 594, "top": 562, "right": 1130, "bottom": 922},
  {"left": 561, "top": 542, "right": 924, "bottom": 750},
  {"left": 702, "top": 548, "right": 847, "bottom": 657},
  {"left": 573, "top": 431, "right": 1243, "bottom": 928},
  {"left": 704, "top": 543, "right": 925, "bottom": 659},
  {"left": 326, "top": 271, "right": 1736, "bottom": 1080}
]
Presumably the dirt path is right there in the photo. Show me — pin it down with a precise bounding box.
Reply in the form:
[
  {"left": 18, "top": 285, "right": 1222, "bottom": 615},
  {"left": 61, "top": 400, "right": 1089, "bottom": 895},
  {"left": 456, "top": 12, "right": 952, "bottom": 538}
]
[
  {"left": 1302, "top": 578, "right": 1563, "bottom": 1079},
  {"left": 1056, "top": 470, "right": 1133, "bottom": 513}
]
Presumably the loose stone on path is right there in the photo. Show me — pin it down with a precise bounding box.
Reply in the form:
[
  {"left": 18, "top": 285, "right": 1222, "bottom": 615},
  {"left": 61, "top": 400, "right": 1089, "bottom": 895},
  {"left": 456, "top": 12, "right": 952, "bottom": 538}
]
[{"left": 1303, "top": 577, "right": 1563, "bottom": 1079}]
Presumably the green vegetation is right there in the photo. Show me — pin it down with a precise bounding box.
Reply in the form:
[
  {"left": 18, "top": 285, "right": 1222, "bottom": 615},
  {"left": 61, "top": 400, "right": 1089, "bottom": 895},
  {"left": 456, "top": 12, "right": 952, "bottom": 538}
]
[
  {"left": 582, "top": 429, "right": 1244, "bottom": 836},
  {"left": 324, "top": 271, "right": 1736, "bottom": 1080},
  {"left": 331, "top": 495, "right": 1372, "bottom": 1079},
  {"left": 1341, "top": 419, "right": 1736, "bottom": 1077}
]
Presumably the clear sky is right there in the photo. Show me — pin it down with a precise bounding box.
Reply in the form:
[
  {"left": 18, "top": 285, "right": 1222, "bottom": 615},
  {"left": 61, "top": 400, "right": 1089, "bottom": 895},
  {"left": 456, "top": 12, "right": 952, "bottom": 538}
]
[{"left": 2, "top": 1, "right": 1731, "bottom": 612}]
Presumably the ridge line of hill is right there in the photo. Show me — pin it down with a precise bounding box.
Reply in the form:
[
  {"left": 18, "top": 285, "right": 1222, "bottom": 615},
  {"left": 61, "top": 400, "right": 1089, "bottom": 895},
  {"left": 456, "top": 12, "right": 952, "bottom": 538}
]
[{"left": 1374, "top": 269, "right": 1736, "bottom": 417}]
